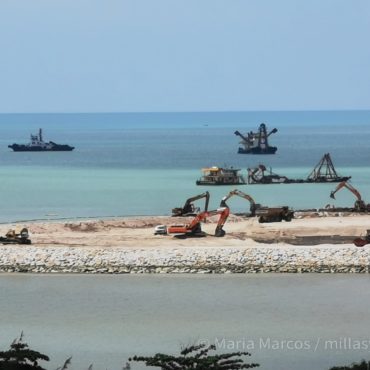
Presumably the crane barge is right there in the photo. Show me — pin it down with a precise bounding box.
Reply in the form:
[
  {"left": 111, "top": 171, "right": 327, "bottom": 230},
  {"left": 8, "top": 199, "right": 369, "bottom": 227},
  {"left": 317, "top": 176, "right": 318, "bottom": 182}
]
[{"left": 235, "top": 123, "right": 278, "bottom": 154}]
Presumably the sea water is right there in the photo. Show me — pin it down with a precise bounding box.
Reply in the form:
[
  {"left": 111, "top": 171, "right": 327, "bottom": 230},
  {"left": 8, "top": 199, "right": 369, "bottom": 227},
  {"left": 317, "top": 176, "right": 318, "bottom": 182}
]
[
  {"left": 0, "top": 110, "right": 369, "bottom": 222},
  {"left": 1, "top": 114, "right": 370, "bottom": 370},
  {"left": 1, "top": 274, "right": 370, "bottom": 370}
]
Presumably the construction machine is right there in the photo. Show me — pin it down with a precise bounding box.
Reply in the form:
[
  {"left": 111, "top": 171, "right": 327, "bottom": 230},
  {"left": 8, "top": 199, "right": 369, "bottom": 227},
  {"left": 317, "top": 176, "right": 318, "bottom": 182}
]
[
  {"left": 172, "top": 191, "right": 210, "bottom": 217},
  {"left": 256, "top": 206, "right": 294, "bottom": 223},
  {"left": 155, "top": 207, "right": 230, "bottom": 238},
  {"left": 220, "top": 189, "right": 260, "bottom": 216},
  {"left": 330, "top": 181, "right": 369, "bottom": 212},
  {"left": 353, "top": 230, "right": 370, "bottom": 247},
  {"left": 0, "top": 227, "right": 31, "bottom": 244}
]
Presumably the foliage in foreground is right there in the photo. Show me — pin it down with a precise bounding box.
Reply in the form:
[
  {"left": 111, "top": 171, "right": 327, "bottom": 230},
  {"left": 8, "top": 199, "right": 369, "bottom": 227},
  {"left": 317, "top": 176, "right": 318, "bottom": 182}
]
[
  {"left": 0, "top": 337, "right": 258, "bottom": 370},
  {"left": 329, "top": 360, "right": 370, "bottom": 370},
  {"left": 0, "top": 333, "right": 49, "bottom": 370},
  {"left": 130, "top": 343, "right": 259, "bottom": 370},
  {"left": 7, "top": 334, "right": 368, "bottom": 370}
]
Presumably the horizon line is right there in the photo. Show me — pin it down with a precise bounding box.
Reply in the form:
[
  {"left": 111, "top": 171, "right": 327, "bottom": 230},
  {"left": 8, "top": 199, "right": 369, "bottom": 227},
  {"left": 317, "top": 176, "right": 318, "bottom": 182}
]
[{"left": 0, "top": 108, "right": 369, "bottom": 115}]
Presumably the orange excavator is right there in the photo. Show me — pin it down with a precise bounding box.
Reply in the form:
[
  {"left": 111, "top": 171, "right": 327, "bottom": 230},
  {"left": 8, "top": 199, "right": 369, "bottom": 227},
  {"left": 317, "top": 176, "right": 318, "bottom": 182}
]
[
  {"left": 156, "top": 207, "right": 230, "bottom": 238},
  {"left": 330, "top": 181, "right": 369, "bottom": 212},
  {"left": 220, "top": 189, "right": 260, "bottom": 216}
]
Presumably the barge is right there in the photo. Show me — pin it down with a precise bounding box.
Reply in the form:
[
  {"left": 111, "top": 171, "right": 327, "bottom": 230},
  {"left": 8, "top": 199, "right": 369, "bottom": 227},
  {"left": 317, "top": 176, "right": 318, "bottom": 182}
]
[
  {"left": 247, "top": 153, "right": 350, "bottom": 184},
  {"left": 196, "top": 167, "right": 246, "bottom": 186}
]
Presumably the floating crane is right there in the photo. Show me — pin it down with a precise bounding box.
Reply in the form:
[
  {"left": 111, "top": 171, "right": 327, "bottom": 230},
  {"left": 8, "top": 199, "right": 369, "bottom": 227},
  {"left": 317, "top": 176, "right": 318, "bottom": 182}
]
[
  {"left": 308, "top": 153, "right": 350, "bottom": 183},
  {"left": 220, "top": 189, "right": 260, "bottom": 216},
  {"left": 330, "top": 181, "right": 369, "bottom": 212},
  {"left": 172, "top": 192, "right": 210, "bottom": 217},
  {"left": 246, "top": 153, "right": 350, "bottom": 185},
  {"left": 234, "top": 123, "right": 278, "bottom": 154}
]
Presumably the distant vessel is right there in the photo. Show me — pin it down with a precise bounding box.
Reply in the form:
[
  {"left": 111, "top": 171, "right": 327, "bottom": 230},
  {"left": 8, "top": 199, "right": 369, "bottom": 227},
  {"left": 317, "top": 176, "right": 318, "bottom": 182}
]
[
  {"left": 234, "top": 123, "right": 278, "bottom": 154},
  {"left": 196, "top": 167, "right": 246, "bottom": 185},
  {"left": 247, "top": 153, "right": 351, "bottom": 184},
  {"left": 8, "top": 129, "right": 74, "bottom": 152}
]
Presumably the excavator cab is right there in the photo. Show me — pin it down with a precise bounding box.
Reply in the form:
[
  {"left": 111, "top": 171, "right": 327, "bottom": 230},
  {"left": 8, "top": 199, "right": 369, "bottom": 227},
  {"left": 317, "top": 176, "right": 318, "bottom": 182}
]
[{"left": 164, "top": 207, "right": 230, "bottom": 238}]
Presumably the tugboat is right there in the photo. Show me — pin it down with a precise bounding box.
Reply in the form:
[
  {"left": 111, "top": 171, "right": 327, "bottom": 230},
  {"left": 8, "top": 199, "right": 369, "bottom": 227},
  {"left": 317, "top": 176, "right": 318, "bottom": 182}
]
[
  {"left": 8, "top": 129, "right": 74, "bottom": 152},
  {"left": 234, "top": 123, "right": 278, "bottom": 154},
  {"left": 196, "top": 167, "right": 246, "bottom": 185}
]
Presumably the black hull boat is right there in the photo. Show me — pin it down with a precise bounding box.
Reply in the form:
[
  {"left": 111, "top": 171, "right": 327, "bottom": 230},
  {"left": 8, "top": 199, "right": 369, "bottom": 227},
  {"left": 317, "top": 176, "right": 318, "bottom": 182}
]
[
  {"left": 8, "top": 129, "right": 74, "bottom": 152},
  {"left": 247, "top": 154, "right": 350, "bottom": 184},
  {"left": 235, "top": 123, "right": 278, "bottom": 154},
  {"left": 9, "top": 143, "right": 74, "bottom": 152},
  {"left": 237, "top": 146, "right": 277, "bottom": 154}
]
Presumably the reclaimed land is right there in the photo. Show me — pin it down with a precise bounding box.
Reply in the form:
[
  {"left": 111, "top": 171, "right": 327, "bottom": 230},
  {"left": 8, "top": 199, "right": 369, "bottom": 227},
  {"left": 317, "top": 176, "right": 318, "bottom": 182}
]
[{"left": 0, "top": 212, "right": 370, "bottom": 273}]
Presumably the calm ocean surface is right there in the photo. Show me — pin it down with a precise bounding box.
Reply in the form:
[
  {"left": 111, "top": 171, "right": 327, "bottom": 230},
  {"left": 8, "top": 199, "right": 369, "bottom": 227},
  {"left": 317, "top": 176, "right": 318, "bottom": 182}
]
[
  {"left": 0, "top": 111, "right": 369, "bottom": 222},
  {"left": 1, "top": 274, "right": 370, "bottom": 370},
  {"left": 1, "top": 113, "right": 370, "bottom": 370}
]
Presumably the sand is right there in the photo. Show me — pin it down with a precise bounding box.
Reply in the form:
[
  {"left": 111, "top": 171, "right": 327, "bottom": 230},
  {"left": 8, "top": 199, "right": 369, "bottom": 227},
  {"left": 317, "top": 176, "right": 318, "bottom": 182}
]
[{"left": 0, "top": 212, "right": 368, "bottom": 249}]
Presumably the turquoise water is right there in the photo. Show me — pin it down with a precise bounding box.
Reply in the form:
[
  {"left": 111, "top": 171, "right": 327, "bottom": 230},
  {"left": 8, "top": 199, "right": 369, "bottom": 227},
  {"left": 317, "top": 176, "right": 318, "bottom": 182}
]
[
  {"left": 0, "top": 111, "right": 369, "bottom": 222},
  {"left": 1, "top": 274, "right": 370, "bottom": 370}
]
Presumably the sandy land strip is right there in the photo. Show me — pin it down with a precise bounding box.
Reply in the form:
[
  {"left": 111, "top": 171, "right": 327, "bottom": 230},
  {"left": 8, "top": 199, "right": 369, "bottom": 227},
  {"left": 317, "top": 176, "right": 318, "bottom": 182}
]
[
  {"left": 0, "top": 212, "right": 369, "bottom": 249},
  {"left": 0, "top": 212, "right": 370, "bottom": 273}
]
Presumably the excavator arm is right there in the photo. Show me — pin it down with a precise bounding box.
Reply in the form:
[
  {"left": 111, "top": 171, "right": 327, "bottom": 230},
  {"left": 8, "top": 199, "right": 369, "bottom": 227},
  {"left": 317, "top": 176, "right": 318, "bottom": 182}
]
[
  {"left": 330, "top": 181, "right": 362, "bottom": 201},
  {"left": 330, "top": 181, "right": 367, "bottom": 212},
  {"left": 172, "top": 191, "right": 210, "bottom": 216},
  {"left": 220, "top": 189, "right": 258, "bottom": 216}
]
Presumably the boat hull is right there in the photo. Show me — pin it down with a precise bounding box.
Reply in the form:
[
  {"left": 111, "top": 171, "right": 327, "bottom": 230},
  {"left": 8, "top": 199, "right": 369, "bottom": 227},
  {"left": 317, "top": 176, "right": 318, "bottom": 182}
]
[
  {"left": 196, "top": 180, "right": 246, "bottom": 186},
  {"left": 238, "top": 146, "right": 277, "bottom": 154},
  {"left": 248, "top": 176, "right": 351, "bottom": 185},
  {"left": 8, "top": 144, "right": 74, "bottom": 152}
]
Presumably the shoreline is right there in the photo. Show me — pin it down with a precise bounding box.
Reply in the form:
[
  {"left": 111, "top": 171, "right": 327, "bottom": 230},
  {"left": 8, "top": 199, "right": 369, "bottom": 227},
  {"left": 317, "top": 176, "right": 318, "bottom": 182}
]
[
  {"left": 0, "top": 212, "right": 369, "bottom": 274},
  {"left": 0, "top": 245, "right": 369, "bottom": 274}
]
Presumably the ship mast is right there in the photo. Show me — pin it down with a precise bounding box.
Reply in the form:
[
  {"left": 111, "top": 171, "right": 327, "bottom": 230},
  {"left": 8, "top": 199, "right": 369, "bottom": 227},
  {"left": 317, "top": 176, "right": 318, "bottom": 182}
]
[{"left": 39, "top": 128, "right": 43, "bottom": 142}]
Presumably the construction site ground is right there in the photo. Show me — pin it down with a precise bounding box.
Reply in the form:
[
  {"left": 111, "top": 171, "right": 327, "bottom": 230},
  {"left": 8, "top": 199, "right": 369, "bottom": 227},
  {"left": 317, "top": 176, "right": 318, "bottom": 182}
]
[{"left": 1, "top": 212, "right": 369, "bottom": 249}]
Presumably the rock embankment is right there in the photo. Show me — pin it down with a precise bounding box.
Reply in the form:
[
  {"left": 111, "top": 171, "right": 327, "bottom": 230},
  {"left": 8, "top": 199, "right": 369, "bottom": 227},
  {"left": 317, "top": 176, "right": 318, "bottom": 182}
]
[{"left": 0, "top": 245, "right": 369, "bottom": 273}]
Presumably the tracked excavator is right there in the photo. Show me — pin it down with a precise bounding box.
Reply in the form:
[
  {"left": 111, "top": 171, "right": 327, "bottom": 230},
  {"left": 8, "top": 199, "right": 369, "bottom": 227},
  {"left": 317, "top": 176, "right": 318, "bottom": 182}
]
[
  {"left": 219, "top": 189, "right": 292, "bottom": 222},
  {"left": 154, "top": 207, "right": 230, "bottom": 238},
  {"left": 0, "top": 227, "right": 31, "bottom": 244},
  {"left": 220, "top": 189, "right": 260, "bottom": 216},
  {"left": 172, "top": 192, "right": 210, "bottom": 217},
  {"left": 330, "top": 181, "right": 369, "bottom": 212}
]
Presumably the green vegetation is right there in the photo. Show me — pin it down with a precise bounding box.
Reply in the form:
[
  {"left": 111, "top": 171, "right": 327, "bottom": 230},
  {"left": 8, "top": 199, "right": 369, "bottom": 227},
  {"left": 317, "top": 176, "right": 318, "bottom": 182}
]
[
  {"left": 0, "top": 333, "right": 49, "bottom": 370},
  {"left": 2, "top": 334, "right": 369, "bottom": 370},
  {"left": 0, "top": 336, "right": 258, "bottom": 370},
  {"left": 329, "top": 360, "right": 370, "bottom": 370},
  {"left": 130, "top": 344, "right": 259, "bottom": 369}
]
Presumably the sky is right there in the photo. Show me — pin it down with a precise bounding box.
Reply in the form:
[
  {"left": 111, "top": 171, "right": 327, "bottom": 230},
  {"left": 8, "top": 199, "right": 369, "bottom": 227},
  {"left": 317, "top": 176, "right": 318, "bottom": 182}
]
[{"left": 0, "top": 0, "right": 369, "bottom": 113}]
